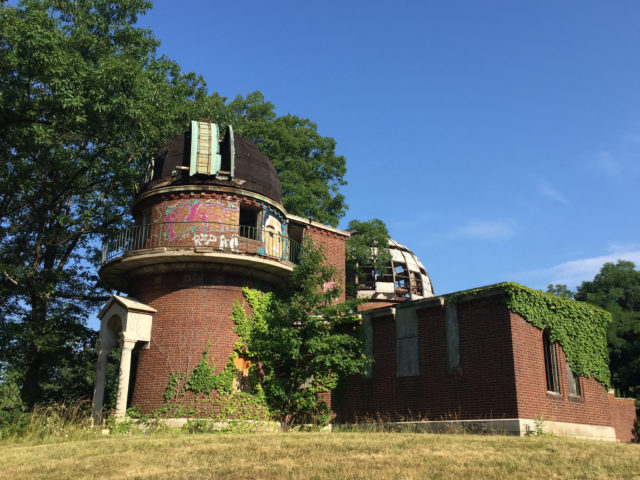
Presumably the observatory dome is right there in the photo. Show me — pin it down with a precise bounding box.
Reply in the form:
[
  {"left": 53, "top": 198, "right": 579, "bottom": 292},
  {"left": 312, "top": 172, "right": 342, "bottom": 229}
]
[
  {"left": 141, "top": 121, "right": 282, "bottom": 204},
  {"left": 356, "top": 239, "right": 434, "bottom": 302}
]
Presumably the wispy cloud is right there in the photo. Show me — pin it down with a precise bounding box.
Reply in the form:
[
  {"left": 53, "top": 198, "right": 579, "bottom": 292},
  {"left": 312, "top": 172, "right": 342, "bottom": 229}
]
[
  {"left": 590, "top": 130, "right": 640, "bottom": 181},
  {"left": 513, "top": 246, "right": 640, "bottom": 290},
  {"left": 592, "top": 151, "right": 624, "bottom": 179},
  {"left": 536, "top": 180, "right": 567, "bottom": 204},
  {"left": 453, "top": 220, "right": 516, "bottom": 241}
]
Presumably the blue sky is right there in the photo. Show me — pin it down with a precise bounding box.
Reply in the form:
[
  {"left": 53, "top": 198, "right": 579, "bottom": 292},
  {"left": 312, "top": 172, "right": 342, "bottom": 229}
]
[{"left": 141, "top": 0, "right": 640, "bottom": 295}]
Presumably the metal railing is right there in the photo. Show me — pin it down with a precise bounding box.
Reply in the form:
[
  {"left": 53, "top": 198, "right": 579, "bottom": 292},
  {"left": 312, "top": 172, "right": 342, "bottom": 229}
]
[{"left": 102, "top": 222, "right": 302, "bottom": 265}]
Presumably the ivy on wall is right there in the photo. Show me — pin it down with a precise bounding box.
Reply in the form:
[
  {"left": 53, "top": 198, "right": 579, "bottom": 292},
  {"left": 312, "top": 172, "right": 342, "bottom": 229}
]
[{"left": 447, "top": 282, "right": 612, "bottom": 389}]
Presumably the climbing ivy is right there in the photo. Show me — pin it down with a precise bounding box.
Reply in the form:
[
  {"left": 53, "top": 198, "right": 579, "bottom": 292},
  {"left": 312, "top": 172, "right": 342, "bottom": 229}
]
[
  {"left": 232, "top": 288, "right": 272, "bottom": 355},
  {"left": 446, "top": 282, "right": 612, "bottom": 389},
  {"left": 184, "top": 347, "right": 237, "bottom": 396}
]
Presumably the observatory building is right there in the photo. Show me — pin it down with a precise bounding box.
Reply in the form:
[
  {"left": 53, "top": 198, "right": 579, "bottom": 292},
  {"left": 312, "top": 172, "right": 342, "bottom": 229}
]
[
  {"left": 92, "top": 120, "right": 636, "bottom": 441},
  {"left": 92, "top": 120, "right": 347, "bottom": 420}
]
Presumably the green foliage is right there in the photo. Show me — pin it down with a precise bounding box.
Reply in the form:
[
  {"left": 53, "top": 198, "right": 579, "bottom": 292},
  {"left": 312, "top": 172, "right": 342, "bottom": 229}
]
[
  {"left": 0, "top": 375, "right": 30, "bottom": 437},
  {"left": 244, "top": 238, "right": 368, "bottom": 427},
  {"left": 546, "top": 284, "right": 575, "bottom": 299},
  {"left": 526, "top": 415, "right": 554, "bottom": 437},
  {"left": 163, "top": 373, "right": 183, "bottom": 404},
  {"left": 447, "top": 282, "right": 612, "bottom": 389},
  {"left": 345, "top": 219, "right": 392, "bottom": 297},
  {"left": 1, "top": 1, "right": 350, "bottom": 409},
  {"left": 0, "top": 0, "right": 205, "bottom": 406},
  {"left": 184, "top": 347, "right": 236, "bottom": 396},
  {"left": 503, "top": 282, "right": 612, "bottom": 389},
  {"left": 575, "top": 260, "right": 640, "bottom": 407}
]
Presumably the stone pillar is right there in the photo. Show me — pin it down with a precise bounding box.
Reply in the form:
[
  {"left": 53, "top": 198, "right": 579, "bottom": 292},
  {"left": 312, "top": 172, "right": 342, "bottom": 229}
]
[
  {"left": 91, "top": 340, "right": 112, "bottom": 426},
  {"left": 114, "top": 337, "right": 136, "bottom": 419}
]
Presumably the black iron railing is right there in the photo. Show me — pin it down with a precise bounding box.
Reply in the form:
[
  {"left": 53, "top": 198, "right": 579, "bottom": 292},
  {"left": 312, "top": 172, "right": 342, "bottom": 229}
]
[{"left": 101, "top": 222, "right": 302, "bottom": 265}]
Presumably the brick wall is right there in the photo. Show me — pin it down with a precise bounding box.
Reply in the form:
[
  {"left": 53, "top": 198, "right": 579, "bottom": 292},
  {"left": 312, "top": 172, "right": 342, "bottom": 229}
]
[
  {"left": 127, "top": 271, "right": 261, "bottom": 414},
  {"left": 510, "top": 312, "right": 614, "bottom": 427},
  {"left": 607, "top": 394, "right": 637, "bottom": 442},
  {"left": 336, "top": 295, "right": 519, "bottom": 421},
  {"left": 306, "top": 225, "right": 347, "bottom": 301}
]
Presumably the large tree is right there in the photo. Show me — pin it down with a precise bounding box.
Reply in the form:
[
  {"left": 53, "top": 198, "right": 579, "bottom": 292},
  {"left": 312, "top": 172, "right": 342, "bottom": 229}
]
[
  {"left": 0, "top": 1, "right": 350, "bottom": 408},
  {"left": 194, "top": 91, "right": 348, "bottom": 227},
  {"left": 575, "top": 260, "right": 640, "bottom": 404},
  {"left": 0, "top": 0, "right": 205, "bottom": 406}
]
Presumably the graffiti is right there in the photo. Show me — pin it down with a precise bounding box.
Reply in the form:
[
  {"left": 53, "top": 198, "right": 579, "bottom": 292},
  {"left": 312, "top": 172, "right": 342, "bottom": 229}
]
[
  {"left": 193, "top": 233, "right": 240, "bottom": 252},
  {"left": 263, "top": 213, "right": 284, "bottom": 258},
  {"left": 162, "top": 200, "right": 239, "bottom": 241}
]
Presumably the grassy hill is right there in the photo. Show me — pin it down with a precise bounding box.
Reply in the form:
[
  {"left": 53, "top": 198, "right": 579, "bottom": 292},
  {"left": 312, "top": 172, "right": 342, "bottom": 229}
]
[{"left": 1, "top": 432, "right": 639, "bottom": 479}]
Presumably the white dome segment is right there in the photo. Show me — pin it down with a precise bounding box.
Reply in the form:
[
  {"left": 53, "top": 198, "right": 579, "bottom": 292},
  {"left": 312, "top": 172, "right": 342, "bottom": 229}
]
[{"left": 356, "top": 239, "right": 434, "bottom": 301}]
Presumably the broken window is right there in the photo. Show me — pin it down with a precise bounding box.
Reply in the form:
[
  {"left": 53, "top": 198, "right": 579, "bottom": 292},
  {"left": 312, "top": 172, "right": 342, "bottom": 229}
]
[
  {"left": 393, "top": 262, "right": 410, "bottom": 298},
  {"left": 411, "top": 271, "right": 423, "bottom": 296},
  {"left": 375, "top": 264, "right": 393, "bottom": 283},
  {"left": 543, "top": 332, "right": 559, "bottom": 393},
  {"left": 239, "top": 205, "right": 259, "bottom": 240},
  {"left": 566, "top": 363, "right": 581, "bottom": 397}
]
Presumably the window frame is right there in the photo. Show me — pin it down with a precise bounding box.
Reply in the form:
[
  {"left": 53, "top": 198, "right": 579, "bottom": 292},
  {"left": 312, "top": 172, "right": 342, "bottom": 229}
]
[{"left": 543, "top": 331, "right": 560, "bottom": 394}]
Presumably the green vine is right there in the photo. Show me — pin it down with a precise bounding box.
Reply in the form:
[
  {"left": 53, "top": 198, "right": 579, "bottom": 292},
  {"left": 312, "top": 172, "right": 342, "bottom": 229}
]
[
  {"left": 446, "top": 282, "right": 612, "bottom": 389},
  {"left": 184, "top": 347, "right": 237, "bottom": 395},
  {"left": 156, "top": 288, "right": 274, "bottom": 419}
]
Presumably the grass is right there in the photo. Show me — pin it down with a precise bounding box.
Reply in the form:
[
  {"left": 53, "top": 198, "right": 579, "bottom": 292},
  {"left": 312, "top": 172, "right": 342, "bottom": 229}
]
[{"left": 1, "top": 431, "right": 639, "bottom": 479}]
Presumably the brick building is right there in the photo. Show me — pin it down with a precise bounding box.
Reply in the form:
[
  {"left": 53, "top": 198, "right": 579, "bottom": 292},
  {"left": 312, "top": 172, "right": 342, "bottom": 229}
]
[{"left": 92, "top": 121, "right": 636, "bottom": 441}]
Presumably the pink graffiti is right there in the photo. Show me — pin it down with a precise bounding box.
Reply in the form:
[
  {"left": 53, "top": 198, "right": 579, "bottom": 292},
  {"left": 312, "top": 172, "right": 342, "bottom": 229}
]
[{"left": 164, "top": 201, "right": 239, "bottom": 240}]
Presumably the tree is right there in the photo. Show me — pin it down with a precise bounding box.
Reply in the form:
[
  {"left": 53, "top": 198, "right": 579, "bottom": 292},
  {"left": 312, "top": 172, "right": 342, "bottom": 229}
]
[
  {"left": 1, "top": 1, "right": 350, "bottom": 409},
  {"left": 345, "top": 219, "right": 392, "bottom": 297},
  {"left": 245, "top": 239, "right": 367, "bottom": 427},
  {"left": 575, "top": 260, "right": 640, "bottom": 404},
  {"left": 546, "top": 284, "right": 575, "bottom": 299},
  {"left": 194, "top": 91, "right": 348, "bottom": 227},
  {"left": 0, "top": 0, "right": 205, "bottom": 406}
]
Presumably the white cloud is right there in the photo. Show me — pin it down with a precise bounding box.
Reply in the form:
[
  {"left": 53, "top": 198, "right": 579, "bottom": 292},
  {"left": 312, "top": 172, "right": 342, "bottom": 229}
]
[
  {"left": 514, "top": 247, "right": 640, "bottom": 290},
  {"left": 592, "top": 151, "right": 624, "bottom": 179},
  {"left": 454, "top": 220, "right": 516, "bottom": 241},
  {"left": 537, "top": 181, "right": 567, "bottom": 204}
]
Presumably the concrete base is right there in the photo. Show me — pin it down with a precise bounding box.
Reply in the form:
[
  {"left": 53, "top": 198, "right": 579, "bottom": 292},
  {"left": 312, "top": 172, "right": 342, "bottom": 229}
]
[{"left": 335, "top": 418, "right": 618, "bottom": 442}]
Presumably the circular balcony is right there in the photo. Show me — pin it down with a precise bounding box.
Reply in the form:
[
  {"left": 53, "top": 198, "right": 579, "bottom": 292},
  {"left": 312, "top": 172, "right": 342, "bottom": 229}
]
[{"left": 99, "top": 222, "right": 302, "bottom": 290}]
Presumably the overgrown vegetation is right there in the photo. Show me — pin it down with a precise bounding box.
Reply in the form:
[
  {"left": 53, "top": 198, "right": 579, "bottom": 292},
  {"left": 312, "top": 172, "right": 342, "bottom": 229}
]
[
  {"left": 231, "top": 239, "right": 367, "bottom": 428},
  {"left": 547, "top": 260, "right": 640, "bottom": 412}
]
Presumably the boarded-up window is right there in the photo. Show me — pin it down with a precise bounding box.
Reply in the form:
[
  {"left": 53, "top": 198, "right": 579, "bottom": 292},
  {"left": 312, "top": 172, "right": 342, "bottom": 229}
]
[
  {"left": 445, "top": 303, "right": 460, "bottom": 371},
  {"left": 396, "top": 307, "right": 419, "bottom": 377}
]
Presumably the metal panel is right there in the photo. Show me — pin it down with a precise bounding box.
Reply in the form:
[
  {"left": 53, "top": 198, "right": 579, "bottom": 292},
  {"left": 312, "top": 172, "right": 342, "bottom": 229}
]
[
  {"left": 189, "top": 120, "right": 199, "bottom": 176},
  {"left": 377, "top": 281, "right": 395, "bottom": 294},
  {"left": 396, "top": 305, "right": 419, "bottom": 339},
  {"left": 397, "top": 337, "right": 419, "bottom": 377}
]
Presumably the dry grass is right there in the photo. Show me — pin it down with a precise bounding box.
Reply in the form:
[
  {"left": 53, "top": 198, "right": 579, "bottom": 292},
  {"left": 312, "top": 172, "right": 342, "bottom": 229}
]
[{"left": 1, "top": 432, "right": 639, "bottom": 479}]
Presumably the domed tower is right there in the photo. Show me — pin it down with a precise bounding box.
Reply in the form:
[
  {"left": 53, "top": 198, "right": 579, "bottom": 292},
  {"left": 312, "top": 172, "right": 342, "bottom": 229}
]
[
  {"left": 91, "top": 120, "right": 342, "bottom": 421},
  {"left": 356, "top": 239, "right": 434, "bottom": 311}
]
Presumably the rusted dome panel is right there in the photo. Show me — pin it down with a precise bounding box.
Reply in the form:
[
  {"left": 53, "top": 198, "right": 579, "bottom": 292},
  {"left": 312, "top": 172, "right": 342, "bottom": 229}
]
[{"left": 143, "top": 124, "right": 283, "bottom": 204}]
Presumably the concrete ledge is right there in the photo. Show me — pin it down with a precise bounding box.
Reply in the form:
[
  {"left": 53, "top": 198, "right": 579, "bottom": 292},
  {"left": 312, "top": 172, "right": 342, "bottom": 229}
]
[{"left": 334, "top": 418, "right": 618, "bottom": 441}]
